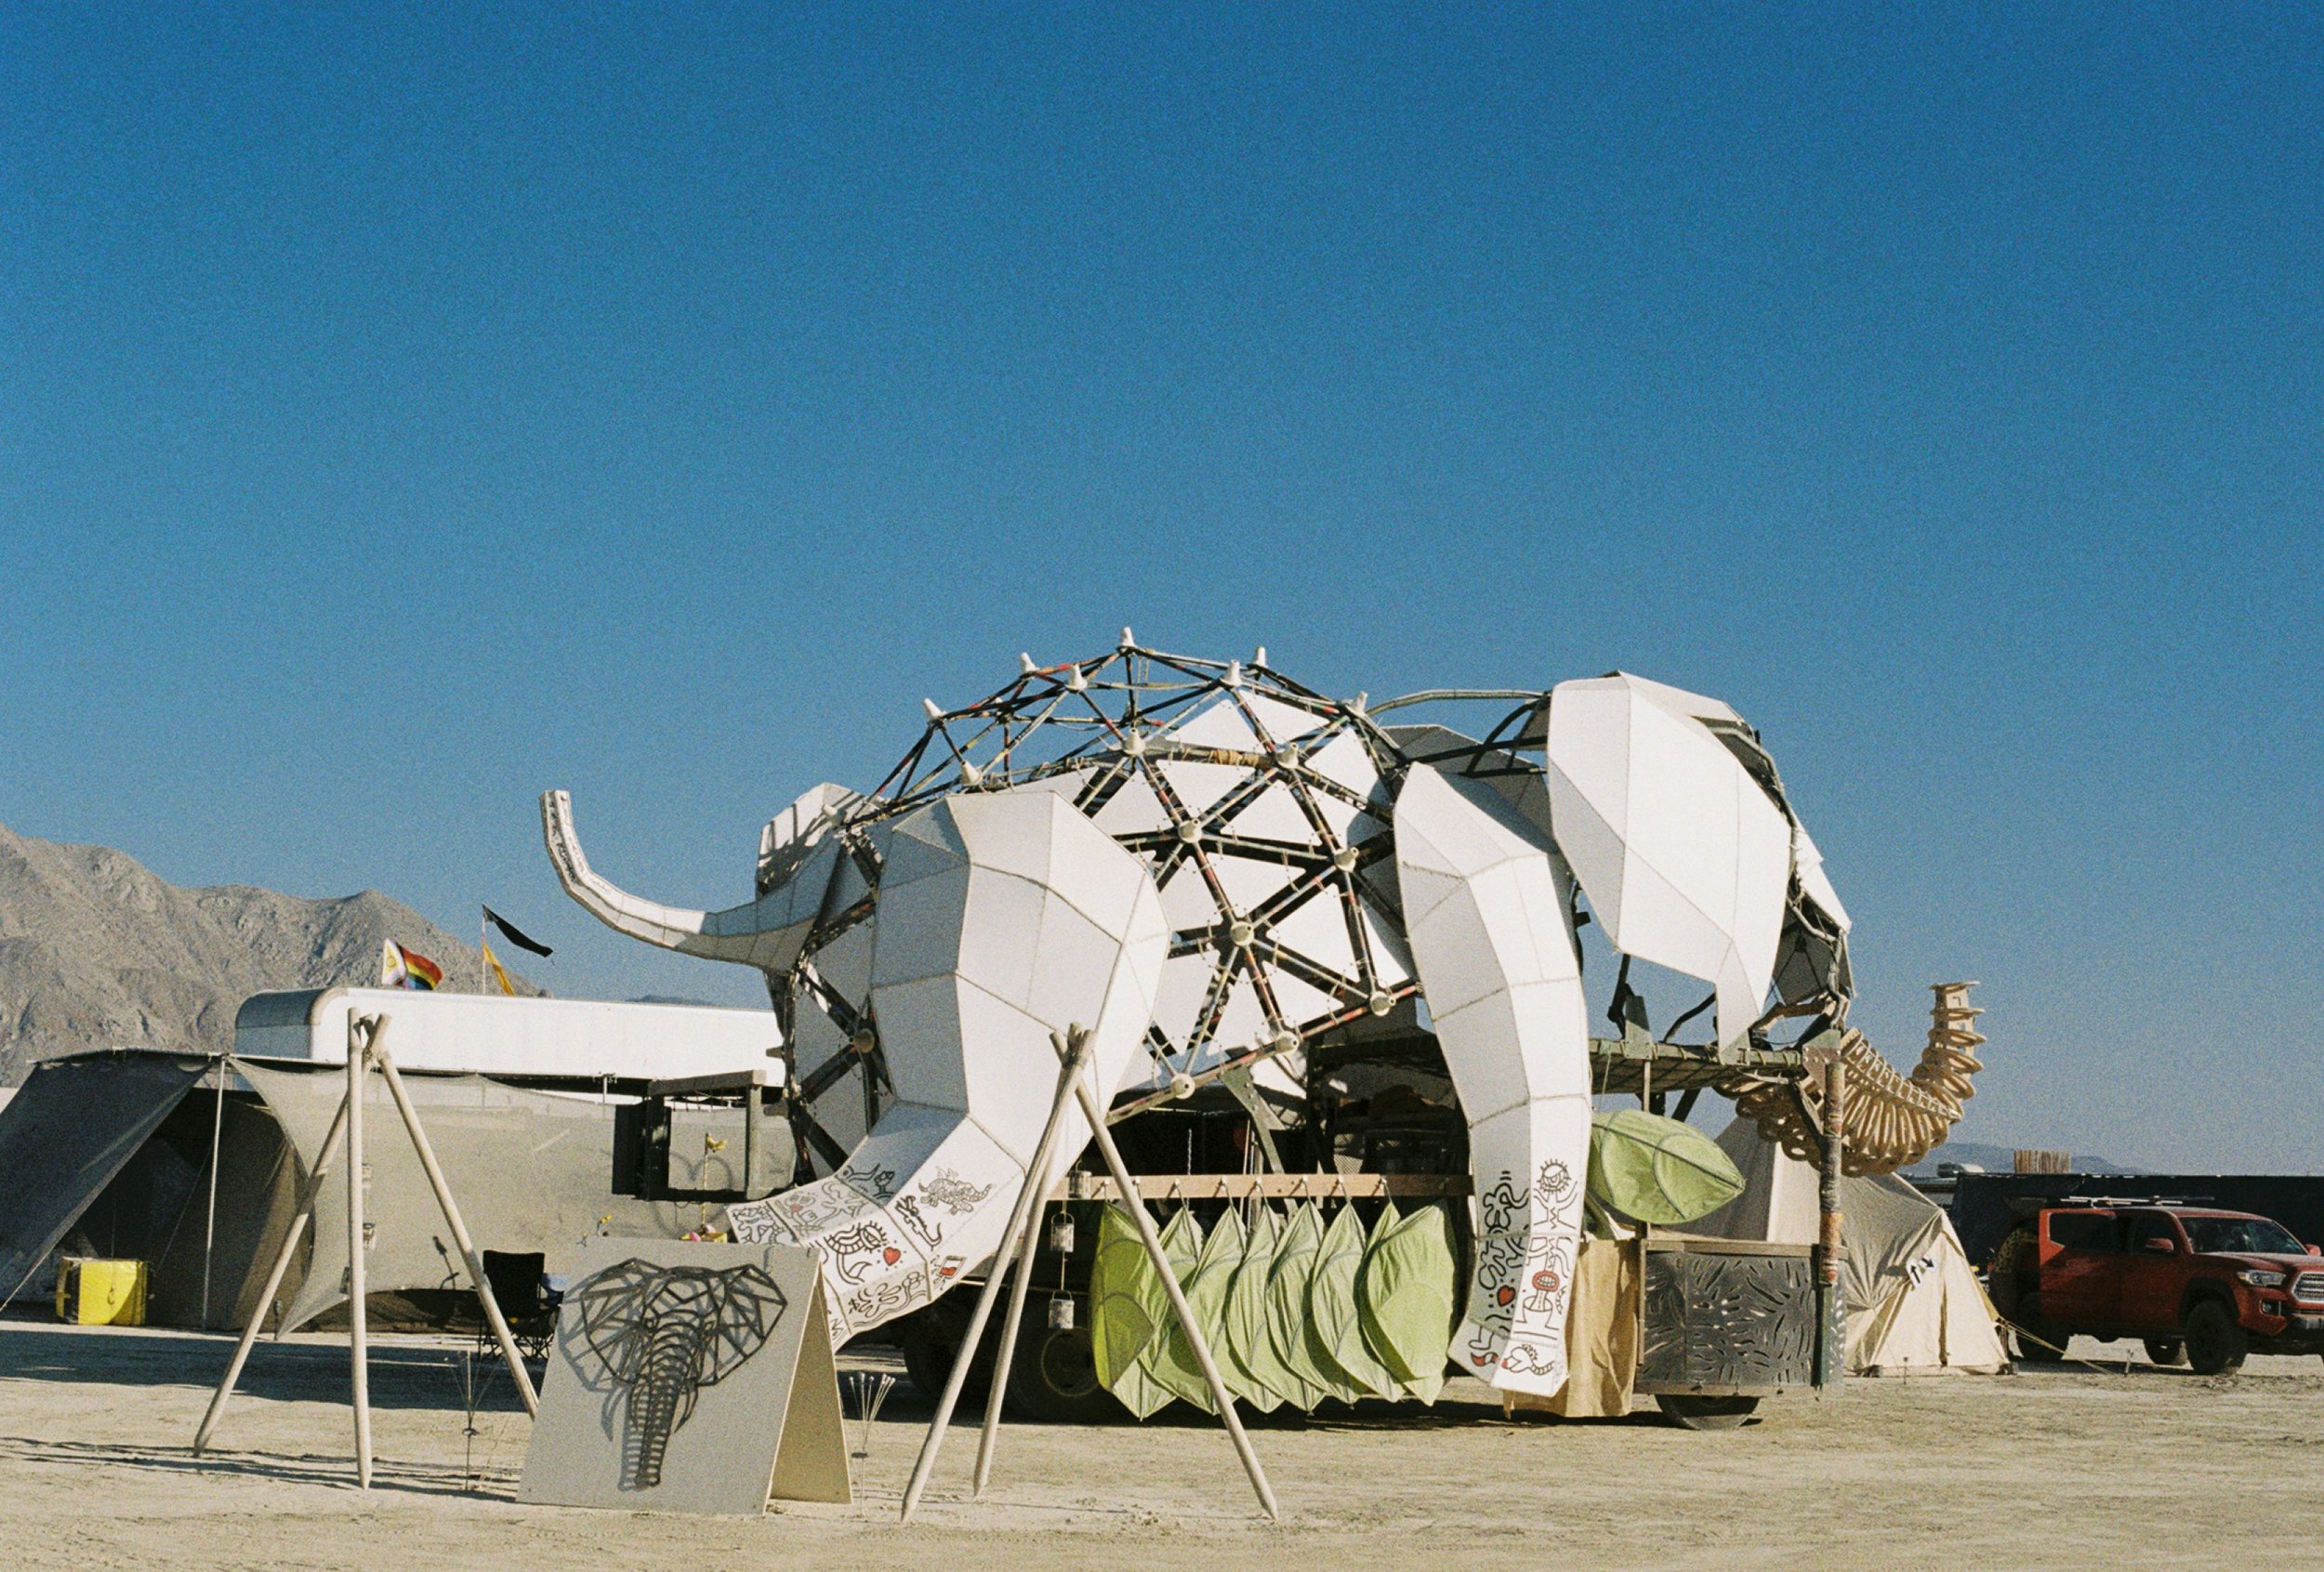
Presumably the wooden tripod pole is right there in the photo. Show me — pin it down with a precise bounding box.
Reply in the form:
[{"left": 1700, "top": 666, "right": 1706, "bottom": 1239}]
[
  {"left": 971, "top": 1147, "right": 1050, "bottom": 1499},
  {"left": 198, "top": 1012, "right": 541, "bottom": 1486},
  {"left": 373, "top": 1044, "right": 540, "bottom": 1416},
  {"left": 348, "top": 1016, "right": 373, "bottom": 1490},
  {"left": 1071, "top": 1071, "right": 1280, "bottom": 1522},
  {"left": 192, "top": 1090, "right": 350, "bottom": 1454},
  {"left": 973, "top": 1027, "right": 1098, "bottom": 1498},
  {"left": 899, "top": 1028, "right": 1094, "bottom": 1525}
]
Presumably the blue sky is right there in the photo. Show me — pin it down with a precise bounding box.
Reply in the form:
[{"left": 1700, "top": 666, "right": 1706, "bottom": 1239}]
[{"left": 2, "top": 6, "right": 2317, "bottom": 1169}]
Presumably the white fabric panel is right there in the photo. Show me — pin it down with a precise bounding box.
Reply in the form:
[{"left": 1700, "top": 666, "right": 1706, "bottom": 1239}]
[
  {"left": 1792, "top": 823, "right": 1852, "bottom": 931},
  {"left": 1169, "top": 697, "right": 1261, "bottom": 750},
  {"left": 954, "top": 868, "right": 1048, "bottom": 1009},
  {"left": 735, "top": 788, "right": 1166, "bottom": 1343},
  {"left": 1267, "top": 890, "right": 1357, "bottom": 972},
  {"left": 1620, "top": 673, "right": 1743, "bottom": 725},
  {"left": 1231, "top": 783, "right": 1317, "bottom": 843},
  {"left": 811, "top": 921, "right": 873, "bottom": 1004},
  {"left": 1202, "top": 974, "right": 1267, "bottom": 1062},
  {"left": 1359, "top": 900, "right": 1415, "bottom": 987},
  {"left": 1158, "top": 864, "right": 1218, "bottom": 931},
  {"left": 1209, "top": 852, "right": 1294, "bottom": 911},
  {"left": 1091, "top": 774, "right": 1171, "bottom": 834},
  {"left": 1150, "top": 953, "right": 1211, "bottom": 1043},
  {"left": 1239, "top": 692, "right": 1327, "bottom": 743},
  {"left": 1303, "top": 730, "right": 1380, "bottom": 798},
  {"left": 1155, "top": 760, "right": 1245, "bottom": 816},
  {"left": 1393, "top": 763, "right": 1591, "bottom": 1396},
  {"left": 1545, "top": 673, "right": 1793, "bottom": 1048}
]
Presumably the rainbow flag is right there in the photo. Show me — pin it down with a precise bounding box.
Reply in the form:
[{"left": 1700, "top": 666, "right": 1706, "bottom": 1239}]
[{"left": 379, "top": 939, "right": 445, "bottom": 991}]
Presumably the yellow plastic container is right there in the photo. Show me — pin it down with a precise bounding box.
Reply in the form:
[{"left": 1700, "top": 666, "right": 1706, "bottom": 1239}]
[{"left": 54, "top": 1258, "right": 148, "bottom": 1327}]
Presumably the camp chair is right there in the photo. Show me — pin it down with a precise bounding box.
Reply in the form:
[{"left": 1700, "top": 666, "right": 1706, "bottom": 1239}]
[{"left": 478, "top": 1250, "right": 561, "bottom": 1363}]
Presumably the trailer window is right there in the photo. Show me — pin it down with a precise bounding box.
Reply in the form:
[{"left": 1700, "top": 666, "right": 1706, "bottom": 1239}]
[{"left": 2048, "top": 1212, "right": 2118, "bottom": 1251}]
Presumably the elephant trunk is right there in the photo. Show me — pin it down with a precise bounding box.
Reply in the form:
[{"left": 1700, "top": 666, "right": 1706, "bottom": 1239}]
[
  {"left": 541, "top": 790, "right": 832, "bottom": 973},
  {"left": 1727, "top": 983, "right": 1985, "bottom": 1177},
  {"left": 621, "top": 1310, "right": 712, "bottom": 1490}
]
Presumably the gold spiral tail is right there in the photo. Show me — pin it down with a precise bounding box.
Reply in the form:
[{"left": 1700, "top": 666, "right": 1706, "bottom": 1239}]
[
  {"left": 1915, "top": 981, "right": 1986, "bottom": 1108},
  {"left": 1721, "top": 982, "right": 1985, "bottom": 1177}
]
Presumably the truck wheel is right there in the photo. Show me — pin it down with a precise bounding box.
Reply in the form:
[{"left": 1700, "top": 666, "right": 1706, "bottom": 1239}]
[
  {"left": 1657, "top": 1394, "right": 1760, "bottom": 1431},
  {"left": 1005, "top": 1314, "right": 1114, "bottom": 1423},
  {"left": 2142, "top": 1338, "right": 2186, "bottom": 1367},
  {"left": 2009, "top": 1294, "right": 2070, "bottom": 1364},
  {"left": 2183, "top": 1301, "right": 2248, "bottom": 1376},
  {"left": 897, "top": 1305, "right": 993, "bottom": 1405}
]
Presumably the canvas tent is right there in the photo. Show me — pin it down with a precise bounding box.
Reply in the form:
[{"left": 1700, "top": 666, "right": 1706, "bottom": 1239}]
[
  {"left": 0, "top": 1049, "right": 710, "bottom": 1329},
  {"left": 1694, "top": 1116, "right": 2007, "bottom": 1375}
]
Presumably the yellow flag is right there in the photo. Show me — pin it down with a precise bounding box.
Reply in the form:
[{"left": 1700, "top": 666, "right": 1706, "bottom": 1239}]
[{"left": 483, "top": 941, "right": 517, "bottom": 997}]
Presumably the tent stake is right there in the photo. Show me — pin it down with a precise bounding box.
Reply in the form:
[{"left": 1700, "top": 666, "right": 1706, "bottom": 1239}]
[
  {"left": 900, "top": 1027, "right": 1093, "bottom": 1524},
  {"left": 192, "top": 1089, "right": 350, "bottom": 1454}
]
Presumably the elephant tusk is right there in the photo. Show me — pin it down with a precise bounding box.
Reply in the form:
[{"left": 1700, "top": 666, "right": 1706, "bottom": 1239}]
[{"left": 540, "top": 790, "right": 832, "bottom": 971}]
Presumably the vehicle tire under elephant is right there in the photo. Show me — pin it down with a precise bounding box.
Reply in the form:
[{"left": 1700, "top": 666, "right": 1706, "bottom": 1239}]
[
  {"left": 1005, "top": 1314, "right": 1114, "bottom": 1423},
  {"left": 2143, "top": 1337, "right": 2186, "bottom": 1367},
  {"left": 1656, "top": 1394, "right": 1760, "bottom": 1431},
  {"left": 897, "top": 1301, "right": 995, "bottom": 1405},
  {"left": 2183, "top": 1301, "right": 2248, "bottom": 1377}
]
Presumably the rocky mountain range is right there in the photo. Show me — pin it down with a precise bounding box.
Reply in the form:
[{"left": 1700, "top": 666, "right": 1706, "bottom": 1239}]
[{"left": 0, "top": 823, "right": 534, "bottom": 1084}]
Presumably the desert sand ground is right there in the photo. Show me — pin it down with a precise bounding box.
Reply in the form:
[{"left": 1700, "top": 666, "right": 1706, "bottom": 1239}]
[{"left": 2, "top": 1316, "right": 2318, "bottom": 1571}]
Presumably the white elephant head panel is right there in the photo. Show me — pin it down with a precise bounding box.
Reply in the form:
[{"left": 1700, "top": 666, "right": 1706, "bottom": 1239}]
[{"left": 729, "top": 789, "right": 1168, "bottom": 1341}]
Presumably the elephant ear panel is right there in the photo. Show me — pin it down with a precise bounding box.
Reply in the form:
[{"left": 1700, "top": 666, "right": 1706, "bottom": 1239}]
[{"left": 1542, "top": 674, "right": 1792, "bottom": 1050}]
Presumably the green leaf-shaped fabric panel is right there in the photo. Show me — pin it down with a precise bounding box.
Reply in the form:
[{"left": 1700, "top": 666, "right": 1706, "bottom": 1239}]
[
  {"left": 1221, "top": 1206, "right": 1288, "bottom": 1413},
  {"left": 1356, "top": 1200, "right": 1459, "bottom": 1402},
  {"left": 1264, "top": 1203, "right": 1338, "bottom": 1405},
  {"left": 1089, "top": 1203, "right": 1199, "bottom": 1419},
  {"left": 1089, "top": 1203, "right": 1156, "bottom": 1397},
  {"left": 1150, "top": 1205, "right": 1245, "bottom": 1414},
  {"left": 1588, "top": 1108, "right": 1746, "bottom": 1225},
  {"left": 1307, "top": 1203, "right": 1402, "bottom": 1402},
  {"left": 1118, "top": 1207, "right": 1205, "bottom": 1417}
]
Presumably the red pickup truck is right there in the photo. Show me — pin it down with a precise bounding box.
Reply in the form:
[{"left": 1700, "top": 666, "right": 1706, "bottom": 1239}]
[{"left": 1991, "top": 1202, "right": 2324, "bottom": 1374}]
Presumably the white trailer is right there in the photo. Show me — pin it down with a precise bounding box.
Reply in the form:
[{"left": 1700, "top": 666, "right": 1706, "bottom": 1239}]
[{"left": 232, "top": 986, "right": 784, "bottom": 1086}]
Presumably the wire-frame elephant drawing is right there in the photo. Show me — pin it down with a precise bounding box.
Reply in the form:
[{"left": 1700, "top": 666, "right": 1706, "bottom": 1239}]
[{"left": 563, "top": 1258, "right": 790, "bottom": 1490}]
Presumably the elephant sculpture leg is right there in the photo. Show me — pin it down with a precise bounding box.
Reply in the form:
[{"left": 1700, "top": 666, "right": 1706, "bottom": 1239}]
[
  {"left": 727, "top": 790, "right": 1169, "bottom": 1341},
  {"left": 1393, "top": 763, "right": 1591, "bottom": 1396}
]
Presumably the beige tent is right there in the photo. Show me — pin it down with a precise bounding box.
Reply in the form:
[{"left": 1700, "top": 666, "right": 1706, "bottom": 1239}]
[{"left": 1694, "top": 1117, "right": 2007, "bottom": 1375}]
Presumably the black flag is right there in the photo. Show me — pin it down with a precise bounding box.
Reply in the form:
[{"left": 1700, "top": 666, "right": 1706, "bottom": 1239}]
[{"left": 483, "top": 905, "right": 554, "bottom": 958}]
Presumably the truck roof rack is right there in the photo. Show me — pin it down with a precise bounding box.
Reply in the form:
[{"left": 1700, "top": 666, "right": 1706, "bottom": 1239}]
[{"left": 2004, "top": 1193, "right": 2218, "bottom": 1218}]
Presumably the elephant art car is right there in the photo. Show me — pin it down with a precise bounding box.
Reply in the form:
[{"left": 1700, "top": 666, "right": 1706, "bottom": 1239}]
[
  {"left": 541, "top": 640, "right": 1982, "bottom": 1413},
  {"left": 1991, "top": 1202, "right": 2324, "bottom": 1374}
]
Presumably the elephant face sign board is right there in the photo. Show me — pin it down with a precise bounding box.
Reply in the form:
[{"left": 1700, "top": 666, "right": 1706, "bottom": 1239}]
[{"left": 518, "top": 1237, "right": 851, "bottom": 1514}]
